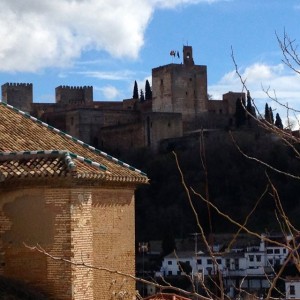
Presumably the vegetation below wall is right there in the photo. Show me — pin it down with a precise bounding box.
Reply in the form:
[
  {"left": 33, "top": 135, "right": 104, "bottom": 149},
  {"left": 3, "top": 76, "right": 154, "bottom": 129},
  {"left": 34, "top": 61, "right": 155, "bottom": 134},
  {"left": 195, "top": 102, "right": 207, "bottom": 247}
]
[{"left": 120, "top": 128, "right": 300, "bottom": 243}]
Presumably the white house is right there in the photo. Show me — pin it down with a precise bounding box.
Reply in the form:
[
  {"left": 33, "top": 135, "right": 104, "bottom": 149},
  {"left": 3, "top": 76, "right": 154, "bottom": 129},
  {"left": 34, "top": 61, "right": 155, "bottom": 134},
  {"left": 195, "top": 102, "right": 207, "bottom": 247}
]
[
  {"left": 285, "top": 277, "right": 300, "bottom": 299},
  {"left": 157, "top": 234, "right": 290, "bottom": 298}
]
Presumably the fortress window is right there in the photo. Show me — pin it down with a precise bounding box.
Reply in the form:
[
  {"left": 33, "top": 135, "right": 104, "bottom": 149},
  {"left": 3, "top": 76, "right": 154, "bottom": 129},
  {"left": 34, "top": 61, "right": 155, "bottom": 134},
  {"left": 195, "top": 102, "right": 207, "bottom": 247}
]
[
  {"left": 186, "top": 91, "right": 188, "bottom": 96},
  {"left": 160, "top": 79, "right": 163, "bottom": 85},
  {"left": 219, "top": 109, "right": 223, "bottom": 114},
  {"left": 71, "top": 117, "right": 74, "bottom": 125},
  {"left": 168, "top": 122, "right": 171, "bottom": 127}
]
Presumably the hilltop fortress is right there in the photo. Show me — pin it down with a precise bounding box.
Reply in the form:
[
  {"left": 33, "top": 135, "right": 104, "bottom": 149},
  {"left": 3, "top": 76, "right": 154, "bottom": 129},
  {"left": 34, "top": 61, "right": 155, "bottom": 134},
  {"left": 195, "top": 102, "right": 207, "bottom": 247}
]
[{"left": 1, "top": 46, "right": 244, "bottom": 153}]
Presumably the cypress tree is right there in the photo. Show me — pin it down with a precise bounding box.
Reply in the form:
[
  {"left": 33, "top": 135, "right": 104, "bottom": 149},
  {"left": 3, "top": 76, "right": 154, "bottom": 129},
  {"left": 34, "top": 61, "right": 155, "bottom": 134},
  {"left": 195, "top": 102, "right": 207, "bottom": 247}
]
[
  {"left": 235, "top": 97, "right": 246, "bottom": 128},
  {"left": 133, "top": 80, "right": 139, "bottom": 99},
  {"left": 145, "top": 80, "right": 152, "bottom": 100},
  {"left": 264, "top": 103, "right": 270, "bottom": 122},
  {"left": 275, "top": 113, "right": 283, "bottom": 129},
  {"left": 140, "top": 89, "right": 145, "bottom": 102}
]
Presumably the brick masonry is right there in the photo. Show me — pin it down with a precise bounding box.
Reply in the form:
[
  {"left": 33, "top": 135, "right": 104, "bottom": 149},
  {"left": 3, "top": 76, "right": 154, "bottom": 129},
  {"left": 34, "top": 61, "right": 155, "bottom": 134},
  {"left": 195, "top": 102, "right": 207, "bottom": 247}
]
[{"left": 0, "top": 186, "right": 137, "bottom": 300}]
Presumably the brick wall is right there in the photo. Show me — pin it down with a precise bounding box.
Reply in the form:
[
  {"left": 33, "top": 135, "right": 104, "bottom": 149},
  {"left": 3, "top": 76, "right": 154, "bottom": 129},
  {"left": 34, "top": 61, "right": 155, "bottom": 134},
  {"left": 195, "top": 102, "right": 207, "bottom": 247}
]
[
  {"left": 92, "top": 189, "right": 136, "bottom": 300},
  {"left": 0, "top": 185, "right": 137, "bottom": 300}
]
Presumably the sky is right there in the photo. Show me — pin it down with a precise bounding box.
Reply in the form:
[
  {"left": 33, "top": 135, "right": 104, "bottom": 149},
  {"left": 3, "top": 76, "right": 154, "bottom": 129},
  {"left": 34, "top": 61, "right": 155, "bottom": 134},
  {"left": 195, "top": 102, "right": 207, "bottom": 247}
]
[{"left": 0, "top": 0, "right": 300, "bottom": 125}]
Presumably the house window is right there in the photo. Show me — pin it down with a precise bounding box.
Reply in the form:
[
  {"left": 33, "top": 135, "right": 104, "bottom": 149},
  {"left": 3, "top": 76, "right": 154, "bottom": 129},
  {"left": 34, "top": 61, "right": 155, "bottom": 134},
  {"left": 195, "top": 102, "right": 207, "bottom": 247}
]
[
  {"left": 234, "top": 258, "right": 239, "bottom": 269},
  {"left": 283, "top": 249, "right": 287, "bottom": 254},
  {"left": 168, "top": 271, "right": 172, "bottom": 276},
  {"left": 207, "top": 259, "right": 212, "bottom": 265},
  {"left": 226, "top": 259, "right": 230, "bottom": 268},
  {"left": 268, "top": 259, "right": 273, "bottom": 266},
  {"left": 216, "top": 259, "right": 222, "bottom": 265},
  {"left": 267, "top": 249, "right": 273, "bottom": 254},
  {"left": 290, "top": 285, "right": 295, "bottom": 295},
  {"left": 249, "top": 255, "right": 254, "bottom": 262},
  {"left": 168, "top": 261, "right": 172, "bottom": 265},
  {"left": 197, "top": 259, "right": 202, "bottom": 265},
  {"left": 256, "top": 255, "right": 261, "bottom": 262},
  {"left": 274, "top": 249, "right": 280, "bottom": 254}
]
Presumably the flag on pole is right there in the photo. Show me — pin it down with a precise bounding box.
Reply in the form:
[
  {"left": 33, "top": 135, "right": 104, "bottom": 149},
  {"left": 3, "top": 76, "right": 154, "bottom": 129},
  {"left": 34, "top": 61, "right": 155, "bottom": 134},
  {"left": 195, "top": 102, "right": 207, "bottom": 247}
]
[{"left": 170, "top": 50, "right": 176, "bottom": 57}]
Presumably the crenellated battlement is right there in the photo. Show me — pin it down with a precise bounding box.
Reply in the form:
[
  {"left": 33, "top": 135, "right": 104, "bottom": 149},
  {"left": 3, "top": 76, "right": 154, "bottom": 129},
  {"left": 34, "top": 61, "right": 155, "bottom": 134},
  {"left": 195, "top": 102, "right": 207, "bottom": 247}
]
[
  {"left": 55, "top": 85, "right": 93, "bottom": 104},
  {"left": 56, "top": 85, "right": 92, "bottom": 90},
  {"left": 3, "top": 82, "right": 33, "bottom": 87}
]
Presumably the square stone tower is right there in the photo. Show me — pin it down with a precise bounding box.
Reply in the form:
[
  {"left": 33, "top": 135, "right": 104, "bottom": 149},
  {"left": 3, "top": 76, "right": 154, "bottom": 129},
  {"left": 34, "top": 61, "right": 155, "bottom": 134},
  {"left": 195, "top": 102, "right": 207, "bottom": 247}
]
[
  {"left": 151, "top": 46, "right": 208, "bottom": 129},
  {"left": 1, "top": 83, "right": 33, "bottom": 113}
]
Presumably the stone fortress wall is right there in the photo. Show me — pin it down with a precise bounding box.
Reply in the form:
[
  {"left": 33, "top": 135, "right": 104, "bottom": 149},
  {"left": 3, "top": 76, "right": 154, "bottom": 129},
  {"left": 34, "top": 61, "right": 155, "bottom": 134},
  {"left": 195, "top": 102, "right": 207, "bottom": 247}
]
[{"left": 1, "top": 46, "right": 245, "bottom": 154}]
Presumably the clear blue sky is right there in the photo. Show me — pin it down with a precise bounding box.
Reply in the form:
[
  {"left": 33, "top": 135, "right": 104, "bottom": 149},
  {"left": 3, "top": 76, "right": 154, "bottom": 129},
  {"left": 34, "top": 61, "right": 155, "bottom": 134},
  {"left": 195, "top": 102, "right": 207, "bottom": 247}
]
[{"left": 0, "top": 0, "right": 300, "bottom": 123}]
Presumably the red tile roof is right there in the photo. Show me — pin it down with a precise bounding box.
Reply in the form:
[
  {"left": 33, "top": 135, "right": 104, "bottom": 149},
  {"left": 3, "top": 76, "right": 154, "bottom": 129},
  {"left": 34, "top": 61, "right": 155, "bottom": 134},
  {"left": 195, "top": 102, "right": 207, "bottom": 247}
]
[{"left": 0, "top": 102, "right": 148, "bottom": 184}]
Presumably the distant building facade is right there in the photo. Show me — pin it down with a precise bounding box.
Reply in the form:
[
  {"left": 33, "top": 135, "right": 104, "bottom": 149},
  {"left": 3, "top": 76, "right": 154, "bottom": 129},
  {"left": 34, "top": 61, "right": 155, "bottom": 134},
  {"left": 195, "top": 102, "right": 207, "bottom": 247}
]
[
  {"left": 157, "top": 234, "right": 290, "bottom": 299},
  {"left": 1, "top": 46, "right": 246, "bottom": 154}
]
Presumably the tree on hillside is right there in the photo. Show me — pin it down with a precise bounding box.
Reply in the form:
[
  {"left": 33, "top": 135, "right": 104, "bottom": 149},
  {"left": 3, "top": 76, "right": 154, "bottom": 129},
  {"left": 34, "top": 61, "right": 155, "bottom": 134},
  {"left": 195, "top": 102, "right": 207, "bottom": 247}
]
[
  {"left": 235, "top": 97, "right": 246, "bottom": 127},
  {"left": 162, "top": 230, "right": 176, "bottom": 257},
  {"left": 246, "top": 90, "right": 256, "bottom": 125},
  {"left": 133, "top": 80, "right": 139, "bottom": 99},
  {"left": 275, "top": 113, "right": 283, "bottom": 129},
  {"left": 140, "top": 89, "right": 145, "bottom": 102},
  {"left": 264, "top": 103, "right": 270, "bottom": 122},
  {"left": 145, "top": 80, "right": 152, "bottom": 100}
]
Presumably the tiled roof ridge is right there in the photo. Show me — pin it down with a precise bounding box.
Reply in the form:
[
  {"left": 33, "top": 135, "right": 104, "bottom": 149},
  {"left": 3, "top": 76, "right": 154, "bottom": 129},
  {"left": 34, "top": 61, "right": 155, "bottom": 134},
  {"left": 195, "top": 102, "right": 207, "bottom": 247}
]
[
  {"left": 0, "top": 150, "right": 109, "bottom": 172},
  {"left": 0, "top": 101, "right": 146, "bottom": 176}
]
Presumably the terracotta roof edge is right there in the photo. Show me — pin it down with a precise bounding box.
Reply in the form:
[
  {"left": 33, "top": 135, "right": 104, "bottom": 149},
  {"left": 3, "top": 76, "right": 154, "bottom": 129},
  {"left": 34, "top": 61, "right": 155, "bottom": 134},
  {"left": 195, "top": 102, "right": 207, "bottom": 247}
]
[{"left": 0, "top": 150, "right": 110, "bottom": 173}]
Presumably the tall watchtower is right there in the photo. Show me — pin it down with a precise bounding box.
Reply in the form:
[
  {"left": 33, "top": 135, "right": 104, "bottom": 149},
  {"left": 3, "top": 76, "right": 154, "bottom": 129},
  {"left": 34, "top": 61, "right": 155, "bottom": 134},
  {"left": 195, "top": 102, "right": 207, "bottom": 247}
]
[
  {"left": 1, "top": 83, "right": 33, "bottom": 113},
  {"left": 151, "top": 45, "right": 208, "bottom": 129}
]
